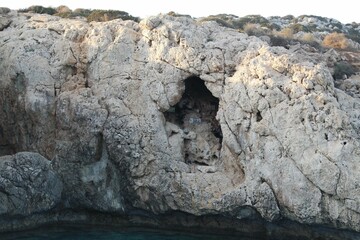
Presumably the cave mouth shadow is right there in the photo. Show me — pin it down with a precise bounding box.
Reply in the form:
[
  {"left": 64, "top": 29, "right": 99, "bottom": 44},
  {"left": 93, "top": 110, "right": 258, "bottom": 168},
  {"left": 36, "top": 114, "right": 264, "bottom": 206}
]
[{"left": 164, "top": 76, "right": 222, "bottom": 166}]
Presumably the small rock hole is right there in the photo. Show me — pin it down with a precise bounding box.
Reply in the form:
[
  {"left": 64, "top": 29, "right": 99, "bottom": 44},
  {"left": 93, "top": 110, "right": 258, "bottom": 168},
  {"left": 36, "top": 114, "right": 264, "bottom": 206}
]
[{"left": 256, "top": 111, "right": 262, "bottom": 122}]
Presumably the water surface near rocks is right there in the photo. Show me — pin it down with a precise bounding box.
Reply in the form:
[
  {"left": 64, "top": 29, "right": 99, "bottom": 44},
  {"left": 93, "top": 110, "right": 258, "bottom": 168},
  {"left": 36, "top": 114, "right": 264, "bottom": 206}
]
[
  {"left": 1, "top": 224, "right": 360, "bottom": 240},
  {"left": 0, "top": 226, "right": 255, "bottom": 240}
]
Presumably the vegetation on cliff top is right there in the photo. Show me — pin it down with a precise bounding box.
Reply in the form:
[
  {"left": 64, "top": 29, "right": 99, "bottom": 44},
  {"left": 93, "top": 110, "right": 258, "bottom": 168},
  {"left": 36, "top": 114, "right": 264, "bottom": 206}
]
[
  {"left": 17, "top": 5, "right": 360, "bottom": 47},
  {"left": 197, "top": 13, "right": 360, "bottom": 80},
  {"left": 198, "top": 14, "right": 360, "bottom": 48},
  {"left": 18, "top": 5, "right": 140, "bottom": 22}
]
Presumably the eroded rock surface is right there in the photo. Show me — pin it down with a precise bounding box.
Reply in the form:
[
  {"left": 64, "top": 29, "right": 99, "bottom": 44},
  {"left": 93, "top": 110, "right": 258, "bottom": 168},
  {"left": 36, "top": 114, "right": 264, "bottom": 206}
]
[
  {"left": 0, "top": 12, "right": 360, "bottom": 233},
  {"left": 0, "top": 152, "right": 62, "bottom": 216}
]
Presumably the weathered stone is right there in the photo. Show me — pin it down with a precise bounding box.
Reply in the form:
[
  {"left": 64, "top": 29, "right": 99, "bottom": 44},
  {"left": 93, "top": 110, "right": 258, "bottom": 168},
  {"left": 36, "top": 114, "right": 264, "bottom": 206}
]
[
  {"left": 0, "top": 7, "right": 10, "bottom": 15},
  {"left": 0, "top": 152, "right": 62, "bottom": 216},
  {"left": 0, "top": 12, "right": 360, "bottom": 234},
  {"left": 0, "top": 16, "right": 11, "bottom": 31}
]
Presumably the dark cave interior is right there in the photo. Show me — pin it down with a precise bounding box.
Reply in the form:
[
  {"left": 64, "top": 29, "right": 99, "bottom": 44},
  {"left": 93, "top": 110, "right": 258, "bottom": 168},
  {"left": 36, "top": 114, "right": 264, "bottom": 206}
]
[{"left": 164, "top": 76, "right": 222, "bottom": 166}]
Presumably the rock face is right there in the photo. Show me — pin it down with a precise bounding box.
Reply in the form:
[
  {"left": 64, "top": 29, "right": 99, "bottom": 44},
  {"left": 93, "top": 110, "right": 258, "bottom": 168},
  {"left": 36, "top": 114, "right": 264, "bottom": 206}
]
[
  {"left": 0, "top": 10, "right": 360, "bottom": 234},
  {"left": 0, "top": 152, "right": 62, "bottom": 216}
]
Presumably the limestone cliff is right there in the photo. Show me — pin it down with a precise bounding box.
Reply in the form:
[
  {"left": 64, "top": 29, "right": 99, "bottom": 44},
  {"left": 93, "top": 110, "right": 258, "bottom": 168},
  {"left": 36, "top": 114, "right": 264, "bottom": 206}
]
[{"left": 0, "top": 10, "right": 360, "bottom": 235}]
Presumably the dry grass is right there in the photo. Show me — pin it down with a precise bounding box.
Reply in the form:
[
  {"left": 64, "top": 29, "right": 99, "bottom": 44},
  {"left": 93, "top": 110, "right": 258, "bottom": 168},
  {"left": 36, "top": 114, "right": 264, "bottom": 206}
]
[
  {"left": 322, "top": 32, "right": 349, "bottom": 49},
  {"left": 274, "top": 27, "right": 294, "bottom": 39},
  {"left": 301, "top": 33, "right": 316, "bottom": 43},
  {"left": 243, "top": 23, "right": 268, "bottom": 36}
]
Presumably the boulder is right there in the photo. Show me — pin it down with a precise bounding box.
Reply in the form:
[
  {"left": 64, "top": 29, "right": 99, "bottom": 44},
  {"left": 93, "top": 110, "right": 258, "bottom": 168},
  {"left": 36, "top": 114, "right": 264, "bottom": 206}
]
[
  {"left": 0, "top": 152, "right": 62, "bottom": 216},
  {"left": 0, "top": 7, "right": 10, "bottom": 15}
]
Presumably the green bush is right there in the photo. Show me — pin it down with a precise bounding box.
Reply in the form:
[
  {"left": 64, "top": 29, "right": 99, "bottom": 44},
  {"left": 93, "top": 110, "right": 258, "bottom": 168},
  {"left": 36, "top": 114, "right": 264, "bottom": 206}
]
[
  {"left": 243, "top": 23, "right": 269, "bottom": 36},
  {"left": 167, "top": 11, "right": 192, "bottom": 18},
  {"left": 300, "top": 38, "right": 323, "bottom": 52},
  {"left": 282, "top": 15, "right": 295, "bottom": 21},
  {"left": 289, "top": 23, "right": 310, "bottom": 33},
  {"left": 19, "top": 5, "right": 57, "bottom": 15},
  {"left": 236, "top": 15, "right": 270, "bottom": 29},
  {"left": 268, "top": 33, "right": 322, "bottom": 52},
  {"left": 54, "top": 8, "right": 91, "bottom": 19},
  {"left": 329, "top": 21, "right": 343, "bottom": 30},
  {"left": 333, "top": 61, "right": 355, "bottom": 80},
  {"left": 346, "top": 28, "right": 360, "bottom": 44},
  {"left": 199, "top": 16, "right": 234, "bottom": 28},
  {"left": 86, "top": 10, "right": 139, "bottom": 22},
  {"left": 269, "top": 23, "right": 281, "bottom": 31},
  {"left": 297, "top": 15, "right": 327, "bottom": 23},
  {"left": 73, "top": 8, "right": 92, "bottom": 17},
  {"left": 241, "top": 15, "right": 269, "bottom": 24},
  {"left": 201, "top": 14, "right": 271, "bottom": 30},
  {"left": 306, "top": 24, "right": 319, "bottom": 32},
  {"left": 269, "top": 35, "right": 292, "bottom": 48},
  {"left": 18, "top": 6, "right": 140, "bottom": 22}
]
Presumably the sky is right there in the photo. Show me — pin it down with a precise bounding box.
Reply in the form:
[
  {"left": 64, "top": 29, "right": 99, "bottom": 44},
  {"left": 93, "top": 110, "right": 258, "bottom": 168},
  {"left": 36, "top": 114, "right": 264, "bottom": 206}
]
[{"left": 1, "top": 0, "right": 359, "bottom": 24}]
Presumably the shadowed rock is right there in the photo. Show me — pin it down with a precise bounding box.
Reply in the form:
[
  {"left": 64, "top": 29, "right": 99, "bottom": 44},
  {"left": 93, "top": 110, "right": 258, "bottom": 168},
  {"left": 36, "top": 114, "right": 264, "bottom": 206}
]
[{"left": 0, "top": 152, "right": 62, "bottom": 216}]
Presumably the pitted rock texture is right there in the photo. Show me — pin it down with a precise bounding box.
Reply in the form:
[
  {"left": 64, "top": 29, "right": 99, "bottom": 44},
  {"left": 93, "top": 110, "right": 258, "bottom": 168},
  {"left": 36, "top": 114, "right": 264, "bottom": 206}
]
[
  {"left": 0, "top": 11, "right": 360, "bottom": 232},
  {"left": 0, "top": 152, "right": 62, "bottom": 216}
]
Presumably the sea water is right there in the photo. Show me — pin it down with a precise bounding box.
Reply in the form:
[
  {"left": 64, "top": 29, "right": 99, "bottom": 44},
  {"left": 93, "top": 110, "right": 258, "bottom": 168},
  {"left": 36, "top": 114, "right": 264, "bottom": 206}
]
[
  {"left": 0, "top": 226, "right": 255, "bottom": 240},
  {"left": 2, "top": 225, "right": 359, "bottom": 240}
]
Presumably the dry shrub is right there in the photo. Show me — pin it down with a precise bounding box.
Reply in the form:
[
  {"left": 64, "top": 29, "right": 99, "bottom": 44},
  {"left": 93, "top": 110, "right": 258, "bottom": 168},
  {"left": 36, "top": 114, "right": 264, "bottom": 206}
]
[
  {"left": 275, "top": 27, "right": 294, "bottom": 39},
  {"left": 301, "top": 33, "right": 315, "bottom": 42},
  {"left": 243, "top": 23, "right": 267, "bottom": 36},
  {"left": 56, "top": 5, "right": 71, "bottom": 13},
  {"left": 322, "top": 32, "right": 349, "bottom": 49}
]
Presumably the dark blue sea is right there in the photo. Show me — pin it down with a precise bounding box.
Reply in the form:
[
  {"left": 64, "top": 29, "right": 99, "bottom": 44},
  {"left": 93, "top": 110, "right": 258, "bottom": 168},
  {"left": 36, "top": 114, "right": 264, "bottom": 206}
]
[
  {"left": 1, "top": 225, "right": 359, "bottom": 240},
  {"left": 0, "top": 226, "right": 255, "bottom": 240}
]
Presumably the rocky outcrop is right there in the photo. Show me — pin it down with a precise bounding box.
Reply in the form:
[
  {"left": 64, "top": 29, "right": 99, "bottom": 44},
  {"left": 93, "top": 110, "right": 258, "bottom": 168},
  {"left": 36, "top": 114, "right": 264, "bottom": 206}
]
[
  {"left": 0, "top": 10, "right": 360, "bottom": 235},
  {"left": 0, "top": 152, "right": 62, "bottom": 216},
  {"left": 0, "top": 8, "right": 11, "bottom": 31}
]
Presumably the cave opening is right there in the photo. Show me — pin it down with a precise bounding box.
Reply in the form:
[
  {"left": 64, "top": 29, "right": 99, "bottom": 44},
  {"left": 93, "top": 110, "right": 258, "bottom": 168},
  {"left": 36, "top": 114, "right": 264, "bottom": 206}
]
[{"left": 164, "top": 76, "right": 222, "bottom": 166}]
